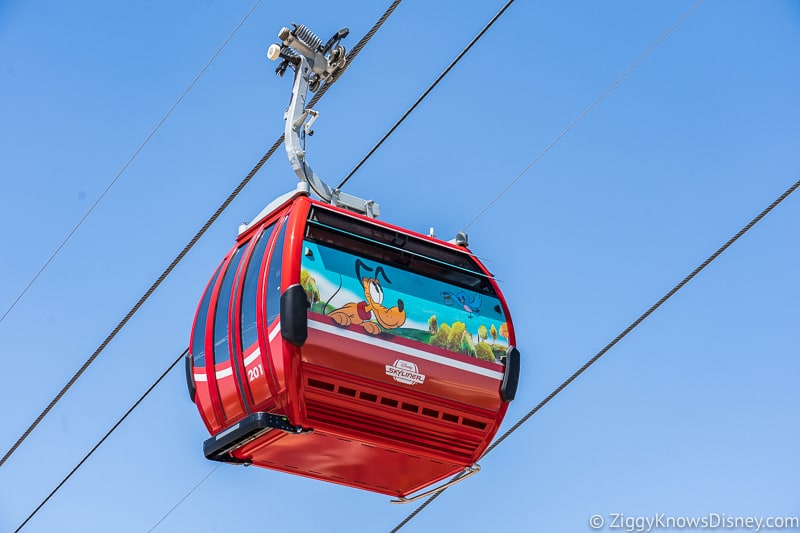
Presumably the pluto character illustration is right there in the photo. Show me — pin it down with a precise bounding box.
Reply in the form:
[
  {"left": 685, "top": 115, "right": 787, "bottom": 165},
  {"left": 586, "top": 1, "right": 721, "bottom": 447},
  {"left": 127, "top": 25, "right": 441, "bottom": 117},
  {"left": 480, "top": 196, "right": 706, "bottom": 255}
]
[{"left": 329, "top": 259, "right": 406, "bottom": 335}]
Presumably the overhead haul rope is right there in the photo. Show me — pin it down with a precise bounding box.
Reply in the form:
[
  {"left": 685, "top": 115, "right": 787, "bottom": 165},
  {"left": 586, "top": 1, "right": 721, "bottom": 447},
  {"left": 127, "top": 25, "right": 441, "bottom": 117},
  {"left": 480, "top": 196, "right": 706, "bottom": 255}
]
[
  {"left": 336, "top": 0, "right": 518, "bottom": 190},
  {"left": 0, "top": 0, "right": 262, "bottom": 326},
  {"left": 0, "top": 0, "right": 404, "bottom": 471},
  {"left": 8, "top": 2, "right": 405, "bottom": 526},
  {"left": 388, "top": 2, "right": 800, "bottom": 529},
  {"left": 392, "top": 175, "right": 800, "bottom": 532},
  {"left": 0, "top": 0, "right": 263, "bottom": 471},
  {"left": 15, "top": 351, "right": 186, "bottom": 532}
]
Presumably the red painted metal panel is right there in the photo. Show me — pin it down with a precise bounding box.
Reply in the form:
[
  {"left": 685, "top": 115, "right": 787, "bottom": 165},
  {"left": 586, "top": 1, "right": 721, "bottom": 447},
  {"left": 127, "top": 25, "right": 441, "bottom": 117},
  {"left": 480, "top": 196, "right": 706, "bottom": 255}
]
[
  {"left": 191, "top": 376, "right": 216, "bottom": 433},
  {"left": 214, "top": 362, "right": 246, "bottom": 422},
  {"left": 240, "top": 343, "right": 271, "bottom": 406},
  {"left": 302, "top": 313, "right": 503, "bottom": 409},
  {"left": 279, "top": 200, "right": 310, "bottom": 423},
  {"left": 234, "top": 429, "right": 464, "bottom": 497}
]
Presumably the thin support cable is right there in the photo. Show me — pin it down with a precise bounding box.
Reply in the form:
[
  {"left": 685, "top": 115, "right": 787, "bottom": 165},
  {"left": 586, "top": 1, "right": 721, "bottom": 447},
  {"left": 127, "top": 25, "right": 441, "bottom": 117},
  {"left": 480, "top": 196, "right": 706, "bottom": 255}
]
[
  {"left": 337, "top": 0, "right": 517, "bottom": 190},
  {"left": 147, "top": 465, "right": 220, "bottom": 532},
  {"left": 392, "top": 175, "right": 800, "bottom": 532},
  {"left": 0, "top": 135, "right": 281, "bottom": 471},
  {"left": 0, "top": 0, "right": 262, "bottom": 325},
  {"left": 461, "top": 0, "right": 705, "bottom": 232},
  {"left": 15, "top": 351, "right": 186, "bottom": 532},
  {"left": 0, "top": 0, "right": 403, "bottom": 472}
]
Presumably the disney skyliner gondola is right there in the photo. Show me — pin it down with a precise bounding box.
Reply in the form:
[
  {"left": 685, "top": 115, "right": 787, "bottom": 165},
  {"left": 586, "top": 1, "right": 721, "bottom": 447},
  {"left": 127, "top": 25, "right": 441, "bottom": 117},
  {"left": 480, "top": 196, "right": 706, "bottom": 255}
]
[{"left": 185, "top": 24, "right": 520, "bottom": 502}]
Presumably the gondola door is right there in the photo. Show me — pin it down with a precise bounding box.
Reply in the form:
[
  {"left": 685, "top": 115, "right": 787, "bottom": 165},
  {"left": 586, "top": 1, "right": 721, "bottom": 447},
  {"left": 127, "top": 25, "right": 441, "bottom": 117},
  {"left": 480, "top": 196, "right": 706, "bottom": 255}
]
[
  {"left": 189, "top": 262, "right": 224, "bottom": 434},
  {"left": 235, "top": 221, "right": 278, "bottom": 412},
  {"left": 207, "top": 245, "right": 248, "bottom": 425},
  {"left": 259, "top": 215, "right": 294, "bottom": 418},
  {"left": 236, "top": 210, "right": 292, "bottom": 416}
]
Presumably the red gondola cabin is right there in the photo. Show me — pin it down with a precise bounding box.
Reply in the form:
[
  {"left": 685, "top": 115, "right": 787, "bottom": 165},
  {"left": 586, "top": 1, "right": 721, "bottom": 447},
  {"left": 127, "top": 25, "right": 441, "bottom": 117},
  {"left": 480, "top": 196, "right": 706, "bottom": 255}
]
[{"left": 186, "top": 187, "right": 520, "bottom": 498}]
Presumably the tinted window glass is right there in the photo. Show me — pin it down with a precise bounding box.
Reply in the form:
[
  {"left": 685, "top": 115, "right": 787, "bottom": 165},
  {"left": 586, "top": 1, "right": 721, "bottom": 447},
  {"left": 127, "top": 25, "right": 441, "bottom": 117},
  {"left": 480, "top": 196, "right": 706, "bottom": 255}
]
[
  {"left": 192, "top": 263, "right": 223, "bottom": 368},
  {"left": 265, "top": 222, "right": 287, "bottom": 325},
  {"left": 240, "top": 224, "right": 275, "bottom": 350},
  {"left": 308, "top": 206, "right": 484, "bottom": 275},
  {"left": 213, "top": 246, "right": 244, "bottom": 365},
  {"left": 306, "top": 222, "right": 496, "bottom": 296}
]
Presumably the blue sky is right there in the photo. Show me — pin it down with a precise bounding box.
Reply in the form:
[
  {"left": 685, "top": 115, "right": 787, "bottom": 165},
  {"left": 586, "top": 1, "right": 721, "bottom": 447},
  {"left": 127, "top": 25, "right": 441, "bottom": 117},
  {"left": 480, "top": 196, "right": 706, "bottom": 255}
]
[{"left": 1, "top": 1, "right": 798, "bottom": 532}]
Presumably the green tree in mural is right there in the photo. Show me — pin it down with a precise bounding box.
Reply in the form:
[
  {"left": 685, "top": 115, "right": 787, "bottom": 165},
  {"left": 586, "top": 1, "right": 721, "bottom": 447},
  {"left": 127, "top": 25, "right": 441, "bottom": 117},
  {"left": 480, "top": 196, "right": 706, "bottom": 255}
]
[
  {"left": 428, "top": 315, "right": 438, "bottom": 334},
  {"left": 300, "top": 269, "right": 320, "bottom": 306},
  {"left": 476, "top": 341, "right": 494, "bottom": 362},
  {"left": 461, "top": 330, "right": 476, "bottom": 356},
  {"left": 448, "top": 322, "right": 466, "bottom": 351},
  {"left": 434, "top": 323, "right": 451, "bottom": 347},
  {"left": 478, "top": 324, "right": 488, "bottom": 343},
  {"left": 490, "top": 324, "right": 498, "bottom": 344}
]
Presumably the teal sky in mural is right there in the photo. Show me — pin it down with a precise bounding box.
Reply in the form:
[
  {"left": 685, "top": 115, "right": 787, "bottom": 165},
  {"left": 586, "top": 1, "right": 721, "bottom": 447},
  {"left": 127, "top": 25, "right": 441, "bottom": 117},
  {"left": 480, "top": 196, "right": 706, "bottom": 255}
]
[{"left": 302, "top": 239, "right": 508, "bottom": 344}]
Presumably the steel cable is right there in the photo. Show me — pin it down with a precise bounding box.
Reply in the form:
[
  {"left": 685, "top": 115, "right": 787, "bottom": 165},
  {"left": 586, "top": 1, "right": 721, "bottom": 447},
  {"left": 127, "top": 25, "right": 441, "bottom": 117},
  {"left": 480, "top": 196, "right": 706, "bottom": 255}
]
[
  {"left": 461, "top": 0, "right": 705, "bottom": 231},
  {"left": 391, "top": 176, "right": 800, "bottom": 532},
  {"left": 0, "top": 0, "right": 262, "bottom": 325},
  {"left": 15, "top": 351, "right": 186, "bottom": 531},
  {"left": 0, "top": 0, "right": 403, "bottom": 470},
  {"left": 337, "top": 0, "right": 518, "bottom": 190},
  {"left": 146, "top": 465, "right": 220, "bottom": 532}
]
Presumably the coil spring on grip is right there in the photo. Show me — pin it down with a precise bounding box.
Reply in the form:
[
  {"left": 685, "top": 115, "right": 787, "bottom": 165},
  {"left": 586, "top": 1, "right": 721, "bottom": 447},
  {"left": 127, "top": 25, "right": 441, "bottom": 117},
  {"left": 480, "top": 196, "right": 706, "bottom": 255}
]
[
  {"left": 294, "top": 25, "right": 322, "bottom": 51},
  {"left": 281, "top": 47, "right": 300, "bottom": 59}
]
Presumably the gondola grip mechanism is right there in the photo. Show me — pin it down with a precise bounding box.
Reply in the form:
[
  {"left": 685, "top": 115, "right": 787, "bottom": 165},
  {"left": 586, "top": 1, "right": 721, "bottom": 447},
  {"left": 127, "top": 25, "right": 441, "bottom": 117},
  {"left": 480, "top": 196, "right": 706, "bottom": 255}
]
[{"left": 268, "top": 23, "right": 380, "bottom": 218}]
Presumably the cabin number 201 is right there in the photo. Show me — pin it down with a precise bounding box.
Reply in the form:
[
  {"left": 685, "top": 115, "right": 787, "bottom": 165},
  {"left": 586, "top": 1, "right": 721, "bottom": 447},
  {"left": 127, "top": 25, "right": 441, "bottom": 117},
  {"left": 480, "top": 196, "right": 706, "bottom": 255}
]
[{"left": 248, "top": 364, "right": 264, "bottom": 382}]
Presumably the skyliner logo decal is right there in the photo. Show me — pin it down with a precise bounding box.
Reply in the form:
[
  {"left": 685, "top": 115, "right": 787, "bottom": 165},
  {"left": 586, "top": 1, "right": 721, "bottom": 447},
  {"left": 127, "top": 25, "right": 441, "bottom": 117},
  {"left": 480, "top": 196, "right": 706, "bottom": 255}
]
[{"left": 386, "top": 359, "right": 425, "bottom": 385}]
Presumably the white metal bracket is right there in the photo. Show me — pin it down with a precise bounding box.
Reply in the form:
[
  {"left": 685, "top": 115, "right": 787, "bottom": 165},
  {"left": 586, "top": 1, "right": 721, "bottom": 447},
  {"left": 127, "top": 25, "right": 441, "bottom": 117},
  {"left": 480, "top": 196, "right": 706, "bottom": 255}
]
[{"left": 389, "top": 464, "right": 481, "bottom": 504}]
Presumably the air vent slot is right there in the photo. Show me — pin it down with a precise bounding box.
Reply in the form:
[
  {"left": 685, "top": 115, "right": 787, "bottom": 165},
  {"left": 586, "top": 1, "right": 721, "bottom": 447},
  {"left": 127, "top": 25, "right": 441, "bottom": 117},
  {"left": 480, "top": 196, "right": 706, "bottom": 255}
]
[
  {"left": 381, "top": 397, "right": 399, "bottom": 408},
  {"left": 359, "top": 392, "right": 378, "bottom": 402},
  {"left": 308, "top": 378, "right": 335, "bottom": 391},
  {"left": 461, "top": 418, "right": 487, "bottom": 430},
  {"left": 305, "top": 377, "right": 492, "bottom": 433},
  {"left": 401, "top": 402, "right": 419, "bottom": 413},
  {"left": 305, "top": 399, "right": 476, "bottom": 458}
]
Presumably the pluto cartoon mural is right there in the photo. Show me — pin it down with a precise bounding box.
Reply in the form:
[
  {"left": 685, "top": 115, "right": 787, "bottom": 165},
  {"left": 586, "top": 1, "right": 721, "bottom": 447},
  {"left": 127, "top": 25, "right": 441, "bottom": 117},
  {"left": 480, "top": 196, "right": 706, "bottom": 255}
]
[
  {"left": 328, "top": 259, "right": 407, "bottom": 335},
  {"left": 301, "top": 239, "right": 510, "bottom": 363}
]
